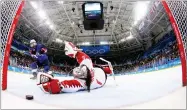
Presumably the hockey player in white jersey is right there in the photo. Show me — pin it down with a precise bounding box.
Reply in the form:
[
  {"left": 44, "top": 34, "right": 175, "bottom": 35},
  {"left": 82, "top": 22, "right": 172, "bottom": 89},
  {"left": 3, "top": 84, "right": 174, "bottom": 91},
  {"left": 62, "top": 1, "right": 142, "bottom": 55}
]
[{"left": 37, "top": 41, "right": 112, "bottom": 94}]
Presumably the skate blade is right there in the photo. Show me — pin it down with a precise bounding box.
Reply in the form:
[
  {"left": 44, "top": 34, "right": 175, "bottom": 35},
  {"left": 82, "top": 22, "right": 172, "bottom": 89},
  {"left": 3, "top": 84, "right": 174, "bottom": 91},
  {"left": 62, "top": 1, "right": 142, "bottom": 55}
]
[{"left": 30, "top": 77, "right": 37, "bottom": 80}]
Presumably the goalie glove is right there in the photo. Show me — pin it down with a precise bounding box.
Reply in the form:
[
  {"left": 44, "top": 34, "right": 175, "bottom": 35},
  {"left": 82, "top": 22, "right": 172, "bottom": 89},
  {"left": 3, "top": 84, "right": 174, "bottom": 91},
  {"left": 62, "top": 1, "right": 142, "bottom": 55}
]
[
  {"left": 40, "top": 48, "right": 47, "bottom": 54},
  {"left": 37, "top": 73, "right": 61, "bottom": 94}
]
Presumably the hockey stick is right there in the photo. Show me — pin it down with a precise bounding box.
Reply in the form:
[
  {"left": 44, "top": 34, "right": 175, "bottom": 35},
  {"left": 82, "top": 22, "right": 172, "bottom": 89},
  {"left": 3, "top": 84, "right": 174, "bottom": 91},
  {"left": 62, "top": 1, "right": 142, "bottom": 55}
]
[{"left": 99, "top": 57, "right": 117, "bottom": 86}]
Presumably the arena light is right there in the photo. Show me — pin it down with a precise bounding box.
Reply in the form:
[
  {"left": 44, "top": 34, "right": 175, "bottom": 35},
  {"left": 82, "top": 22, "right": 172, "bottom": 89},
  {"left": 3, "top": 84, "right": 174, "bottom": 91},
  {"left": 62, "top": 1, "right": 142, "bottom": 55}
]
[
  {"left": 46, "top": 20, "right": 51, "bottom": 25},
  {"left": 126, "top": 35, "right": 133, "bottom": 40},
  {"left": 38, "top": 10, "right": 47, "bottom": 19},
  {"left": 58, "top": 1, "right": 64, "bottom": 4},
  {"left": 134, "top": 1, "right": 150, "bottom": 25},
  {"left": 133, "top": 21, "right": 138, "bottom": 26},
  {"left": 71, "top": 22, "right": 75, "bottom": 25},
  {"left": 30, "top": 1, "right": 38, "bottom": 9},
  {"left": 120, "top": 38, "right": 125, "bottom": 42},
  {"left": 126, "top": 32, "right": 133, "bottom": 40},
  {"left": 55, "top": 38, "right": 63, "bottom": 43},
  {"left": 82, "top": 42, "right": 90, "bottom": 45},
  {"left": 49, "top": 24, "right": 54, "bottom": 29},
  {"left": 100, "top": 41, "right": 108, "bottom": 45},
  {"left": 120, "top": 32, "right": 133, "bottom": 42},
  {"left": 113, "top": 20, "right": 116, "bottom": 24}
]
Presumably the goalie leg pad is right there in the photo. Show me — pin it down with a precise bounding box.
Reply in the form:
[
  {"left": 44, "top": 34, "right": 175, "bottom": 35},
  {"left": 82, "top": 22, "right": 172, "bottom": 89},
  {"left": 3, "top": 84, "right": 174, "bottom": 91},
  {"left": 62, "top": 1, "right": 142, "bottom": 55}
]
[
  {"left": 60, "top": 79, "right": 85, "bottom": 93},
  {"left": 40, "top": 79, "right": 61, "bottom": 94}
]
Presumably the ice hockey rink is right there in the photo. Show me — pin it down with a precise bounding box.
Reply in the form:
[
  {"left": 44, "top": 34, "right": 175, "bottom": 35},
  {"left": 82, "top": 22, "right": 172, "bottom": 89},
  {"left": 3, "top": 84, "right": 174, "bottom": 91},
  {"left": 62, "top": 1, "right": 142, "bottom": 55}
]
[{"left": 2, "top": 65, "right": 186, "bottom": 109}]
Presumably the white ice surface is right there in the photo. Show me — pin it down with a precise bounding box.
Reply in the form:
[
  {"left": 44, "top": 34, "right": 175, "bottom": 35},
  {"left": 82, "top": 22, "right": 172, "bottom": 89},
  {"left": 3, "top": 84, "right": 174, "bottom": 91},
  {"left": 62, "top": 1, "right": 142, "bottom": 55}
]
[{"left": 1, "top": 66, "right": 186, "bottom": 109}]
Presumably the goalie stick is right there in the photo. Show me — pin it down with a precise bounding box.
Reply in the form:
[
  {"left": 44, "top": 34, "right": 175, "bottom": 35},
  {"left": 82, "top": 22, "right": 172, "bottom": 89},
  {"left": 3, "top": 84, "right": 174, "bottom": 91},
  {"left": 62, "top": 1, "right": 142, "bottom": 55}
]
[{"left": 99, "top": 57, "right": 117, "bottom": 86}]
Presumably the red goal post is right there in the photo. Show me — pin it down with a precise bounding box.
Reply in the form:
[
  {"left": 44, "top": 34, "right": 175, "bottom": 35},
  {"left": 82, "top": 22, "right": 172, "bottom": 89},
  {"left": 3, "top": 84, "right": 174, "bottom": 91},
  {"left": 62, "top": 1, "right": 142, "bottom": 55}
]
[
  {"left": 162, "top": 1, "right": 187, "bottom": 86},
  {"left": 1, "top": 0, "right": 25, "bottom": 90},
  {"left": 0, "top": 0, "right": 186, "bottom": 91}
]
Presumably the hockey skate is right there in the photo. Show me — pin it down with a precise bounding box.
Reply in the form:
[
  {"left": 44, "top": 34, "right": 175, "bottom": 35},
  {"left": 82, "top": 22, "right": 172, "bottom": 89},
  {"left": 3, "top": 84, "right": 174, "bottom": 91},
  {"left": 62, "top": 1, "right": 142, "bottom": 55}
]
[
  {"left": 48, "top": 71, "right": 54, "bottom": 77},
  {"left": 30, "top": 73, "right": 37, "bottom": 80},
  {"left": 30, "top": 76, "right": 37, "bottom": 80},
  {"left": 30, "top": 69, "right": 38, "bottom": 80}
]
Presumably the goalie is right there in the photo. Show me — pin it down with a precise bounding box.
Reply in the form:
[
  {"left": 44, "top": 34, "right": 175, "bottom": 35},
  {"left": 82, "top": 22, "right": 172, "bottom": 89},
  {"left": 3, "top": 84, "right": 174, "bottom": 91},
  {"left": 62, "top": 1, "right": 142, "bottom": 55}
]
[{"left": 37, "top": 41, "right": 109, "bottom": 94}]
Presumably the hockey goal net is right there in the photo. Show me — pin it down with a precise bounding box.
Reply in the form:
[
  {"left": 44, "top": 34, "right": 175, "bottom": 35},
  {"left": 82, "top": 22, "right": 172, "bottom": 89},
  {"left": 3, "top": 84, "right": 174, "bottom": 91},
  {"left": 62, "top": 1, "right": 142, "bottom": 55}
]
[
  {"left": 162, "top": 1, "right": 187, "bottom": 86},
  {"left": 0, "top": 1, "right": 186, "bottom": 90},
  {"left": 1, "top": 0, "right": 25, "bottom": 90}
]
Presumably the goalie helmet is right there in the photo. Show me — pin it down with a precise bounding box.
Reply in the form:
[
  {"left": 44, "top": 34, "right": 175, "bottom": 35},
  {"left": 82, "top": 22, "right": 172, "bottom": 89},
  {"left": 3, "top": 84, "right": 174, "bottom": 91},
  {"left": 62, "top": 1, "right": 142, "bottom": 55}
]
[
  {"left": 73, "top": 65, "right": 88, "bottom": 79},
  {"left": 30, "top": 39, "right": 37, "bottom": 47},
  {"left": 64, "top": 41, "right": 78, "bottom": 58}
]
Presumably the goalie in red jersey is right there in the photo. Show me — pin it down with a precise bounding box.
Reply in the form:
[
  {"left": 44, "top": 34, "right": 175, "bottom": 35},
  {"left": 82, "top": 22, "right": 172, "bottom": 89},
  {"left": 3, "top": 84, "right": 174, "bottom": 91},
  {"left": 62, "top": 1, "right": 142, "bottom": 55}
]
[{"left": 37, "top": 41, "right": 113, "bottom": 94}]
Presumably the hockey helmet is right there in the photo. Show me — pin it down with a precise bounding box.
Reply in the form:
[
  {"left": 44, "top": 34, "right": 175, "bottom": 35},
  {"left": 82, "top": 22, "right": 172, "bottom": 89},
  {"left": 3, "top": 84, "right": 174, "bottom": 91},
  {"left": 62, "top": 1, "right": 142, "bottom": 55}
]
[{"left": 30, "top": 39, "right": 37, "bottom": 47}]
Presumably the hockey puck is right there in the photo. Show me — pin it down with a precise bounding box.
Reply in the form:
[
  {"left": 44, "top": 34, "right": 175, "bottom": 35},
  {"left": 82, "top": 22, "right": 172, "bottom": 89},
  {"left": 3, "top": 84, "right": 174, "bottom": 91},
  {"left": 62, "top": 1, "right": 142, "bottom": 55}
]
[{"left": 26, "top": 95, "right": 34, "bottom": 100}]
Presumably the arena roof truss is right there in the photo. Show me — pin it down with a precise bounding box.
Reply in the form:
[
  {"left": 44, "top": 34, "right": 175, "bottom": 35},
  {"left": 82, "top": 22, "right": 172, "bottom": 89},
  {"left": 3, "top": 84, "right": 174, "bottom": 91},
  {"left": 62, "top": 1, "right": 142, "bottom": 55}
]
[{"left": 14, "top": 0, "right": 172, "bottom": 56}]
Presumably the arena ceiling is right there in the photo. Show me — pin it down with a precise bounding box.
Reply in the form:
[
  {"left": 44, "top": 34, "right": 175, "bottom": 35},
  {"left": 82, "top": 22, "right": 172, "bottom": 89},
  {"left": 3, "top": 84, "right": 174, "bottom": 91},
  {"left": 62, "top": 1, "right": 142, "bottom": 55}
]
[{"left": 14, "top": 0, "right": 172, "bottom": 57}]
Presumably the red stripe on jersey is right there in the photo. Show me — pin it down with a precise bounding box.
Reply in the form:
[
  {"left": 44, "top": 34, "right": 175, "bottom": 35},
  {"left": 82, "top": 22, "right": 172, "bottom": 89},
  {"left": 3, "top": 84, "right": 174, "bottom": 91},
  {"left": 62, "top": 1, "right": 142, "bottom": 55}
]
[
  {"left": 61, "top": 80, "right": 83, "bottom": 88},
  {"left": 96, "top": 79, "right": 102, "bottom": 86}
]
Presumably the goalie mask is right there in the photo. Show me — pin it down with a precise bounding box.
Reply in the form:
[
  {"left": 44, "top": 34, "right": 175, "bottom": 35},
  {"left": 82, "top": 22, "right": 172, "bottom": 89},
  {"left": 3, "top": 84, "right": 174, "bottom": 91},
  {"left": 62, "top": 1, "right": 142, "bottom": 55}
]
[
  {"left": 64, "top": 41, "right": 78, "bottom": 58},
  {"left": 73, "top": 65, "right": 88, "bottom": 79}
]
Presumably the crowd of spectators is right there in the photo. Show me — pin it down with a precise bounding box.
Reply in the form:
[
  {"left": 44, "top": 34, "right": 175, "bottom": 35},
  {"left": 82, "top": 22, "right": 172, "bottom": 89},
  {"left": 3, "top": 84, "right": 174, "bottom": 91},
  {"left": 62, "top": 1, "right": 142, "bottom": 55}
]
[
  {"left": 50, "top": 64, "right": 75, "bottom": 75},
  {"left": 112, "top": 35, "right": 180, "bottom": 74},
  {"left": 9, "top": 50, "right": 74, "bottom": 74},
  {"left": 9, "top": 50, "right": 33, "bottom": 69}
]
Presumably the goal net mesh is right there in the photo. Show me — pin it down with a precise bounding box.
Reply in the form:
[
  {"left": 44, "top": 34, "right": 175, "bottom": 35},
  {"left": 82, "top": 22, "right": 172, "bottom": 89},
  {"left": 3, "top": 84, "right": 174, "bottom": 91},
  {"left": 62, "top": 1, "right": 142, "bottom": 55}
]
[
  {"left": 163, "top": 1, "right": 187, "bottom": 86},
  {"left": 167, "top": 1, "right": 187, "bottom": 57},
  {"left": 1, "top": 0, "right": 23, "bottom": 90}
]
